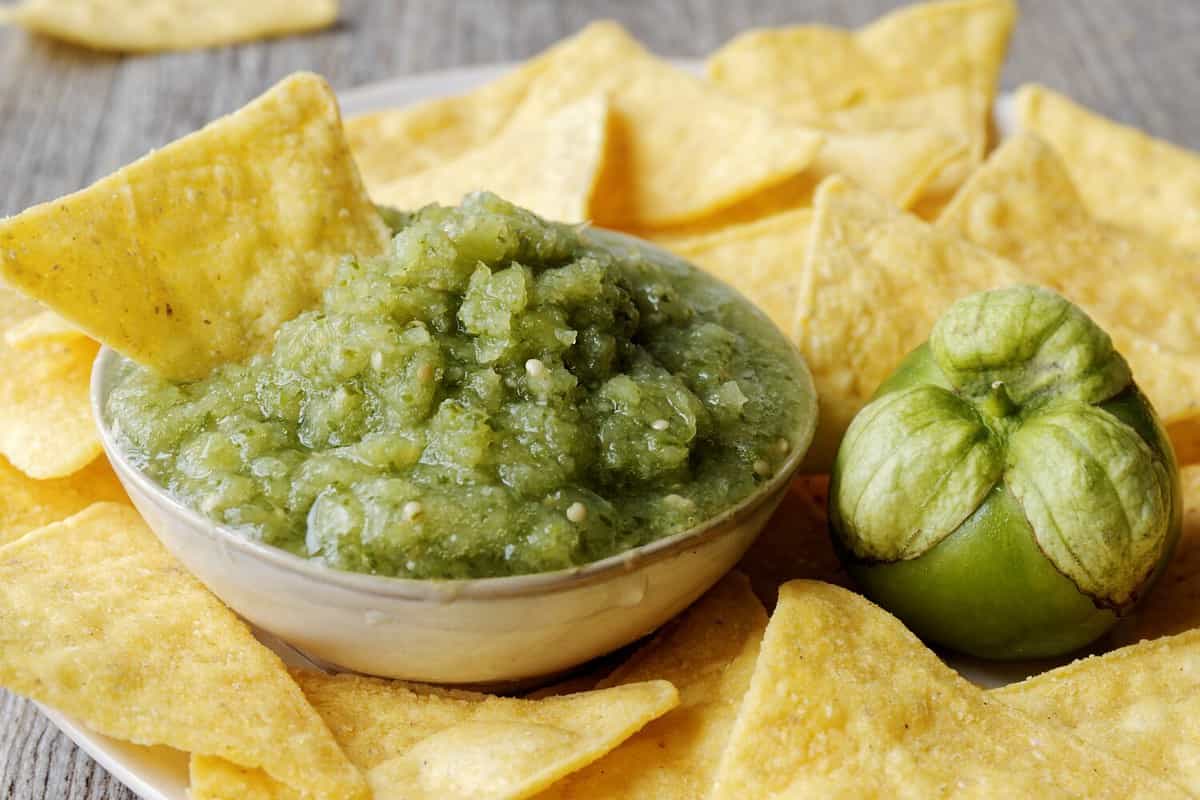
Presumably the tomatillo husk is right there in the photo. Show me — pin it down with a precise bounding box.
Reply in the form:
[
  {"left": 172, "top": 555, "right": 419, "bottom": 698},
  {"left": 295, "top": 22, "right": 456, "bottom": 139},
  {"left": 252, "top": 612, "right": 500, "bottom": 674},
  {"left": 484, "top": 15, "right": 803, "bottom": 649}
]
[{"left": 829, "top": 286, "right": 1181, "bottom": 659}]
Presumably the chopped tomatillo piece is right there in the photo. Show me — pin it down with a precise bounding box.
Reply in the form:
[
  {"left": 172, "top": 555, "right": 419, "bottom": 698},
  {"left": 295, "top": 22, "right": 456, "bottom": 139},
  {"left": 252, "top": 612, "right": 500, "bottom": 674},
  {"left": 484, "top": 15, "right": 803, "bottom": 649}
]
[
  {"left": 829, "top": 285, "right": 1180, "bottom": 659},
  {"left": 106, "top": 194, "right": 816, "bottom": 579}
]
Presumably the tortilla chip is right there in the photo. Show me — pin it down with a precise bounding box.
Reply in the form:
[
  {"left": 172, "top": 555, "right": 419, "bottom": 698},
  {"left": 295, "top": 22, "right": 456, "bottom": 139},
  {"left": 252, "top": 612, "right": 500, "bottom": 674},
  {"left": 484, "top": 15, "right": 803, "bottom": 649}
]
[
  {"left": 1015, "top": 84, "right": 1200, "bottom": 252},
  {"left": 347, "top": 22, "right": 822, "bottom": 228},
  {"left": 0, "top": 455, "right": 126, "bottom": 546},
  {"left": 0, "top": 503, "right": 366, "bottom": 800},
  {"left": 705, "top": 0, "right": 1014, "bottom": 205},
  {"left": 535, "top": 573, "right": 766, "bottom": 799},
  {"left": 0, "top": 285, "right": 101, "bottom": 479},
  {"left": 373, "top": 94, "right": 610, "bottom": 223},
  {"left": 938, "top": 133, "right": 1200, "bottom": 358},
  {"left": 710, "top": 580, "right": 1188, "bottom": 799},
  {"left": 4, "top": 310, "right": 85, "bottom": 350},
  {"left": 1169, "top": 420, "right": 1200, "bottom": 466},
  {"left": 653, "top": 207, "right": 813, "bottom": 332},
  {"left": 736, "top": 475, "right": 850, "bottom": 608},
  {"left": 1, "top": 0, "right": 337, "bottom": 52},
  {"left": 1131, "top": 465, "right": 1200, "bottom": 639},
  {"left": 191, "top": 672, "right": 679, "bottom": 800},
  {"left": 797, "top": 176, "right": 1023, "bottom": 470},
  {"left": 0, "top": 72, "right": 389, "bottom": 381},
  {"left": 993, "top": 628, "right": 1200, "bottom": 794}
]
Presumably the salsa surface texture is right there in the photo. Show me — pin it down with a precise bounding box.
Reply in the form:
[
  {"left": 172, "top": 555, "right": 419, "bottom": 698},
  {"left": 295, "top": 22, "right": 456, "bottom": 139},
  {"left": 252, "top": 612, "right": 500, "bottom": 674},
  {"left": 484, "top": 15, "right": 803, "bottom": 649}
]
[{"left": 107, "top": 194, "right": 813, "bottom": 578}]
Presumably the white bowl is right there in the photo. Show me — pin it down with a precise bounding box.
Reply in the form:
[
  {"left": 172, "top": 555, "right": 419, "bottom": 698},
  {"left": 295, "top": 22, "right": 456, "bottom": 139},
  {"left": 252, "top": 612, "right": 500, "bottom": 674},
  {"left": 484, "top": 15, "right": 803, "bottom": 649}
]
[{"left": 91, "top": 287, "right": 817, "bottom": 686}]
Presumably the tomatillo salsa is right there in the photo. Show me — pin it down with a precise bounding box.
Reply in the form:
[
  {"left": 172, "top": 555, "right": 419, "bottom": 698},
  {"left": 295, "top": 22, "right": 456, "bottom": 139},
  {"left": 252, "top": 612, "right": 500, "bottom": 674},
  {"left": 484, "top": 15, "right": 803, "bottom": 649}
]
[{"left": 107, "top": 194, "right": 815, "bottom": 579}]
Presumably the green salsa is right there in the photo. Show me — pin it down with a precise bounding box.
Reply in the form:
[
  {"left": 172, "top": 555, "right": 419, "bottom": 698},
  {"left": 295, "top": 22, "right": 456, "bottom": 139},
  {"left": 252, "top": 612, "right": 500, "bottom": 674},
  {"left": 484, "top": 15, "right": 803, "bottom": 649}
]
[{"left": 106, "top": 194, "right": 814, "bottom": 579}]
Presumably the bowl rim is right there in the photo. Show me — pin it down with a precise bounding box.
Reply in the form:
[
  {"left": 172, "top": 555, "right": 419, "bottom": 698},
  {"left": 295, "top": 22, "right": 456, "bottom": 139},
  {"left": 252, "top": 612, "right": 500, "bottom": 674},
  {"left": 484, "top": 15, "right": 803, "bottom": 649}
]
[{"left": 89, "top": 237, "right": 818, "bottom": 602}]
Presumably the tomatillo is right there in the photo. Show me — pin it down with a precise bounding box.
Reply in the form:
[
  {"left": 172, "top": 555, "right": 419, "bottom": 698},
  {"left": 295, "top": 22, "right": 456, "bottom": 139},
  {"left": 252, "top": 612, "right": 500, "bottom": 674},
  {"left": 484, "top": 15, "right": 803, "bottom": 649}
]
[{"left": 829, "top": 285, "right": 1181, "bottom": 660}]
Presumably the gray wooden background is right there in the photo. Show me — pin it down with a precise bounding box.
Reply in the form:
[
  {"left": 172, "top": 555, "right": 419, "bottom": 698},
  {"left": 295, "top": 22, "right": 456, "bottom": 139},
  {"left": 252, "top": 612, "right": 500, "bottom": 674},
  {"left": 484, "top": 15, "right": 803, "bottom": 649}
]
[{"left": 1, "top": 1, "right": 1198, "bottom": 797}]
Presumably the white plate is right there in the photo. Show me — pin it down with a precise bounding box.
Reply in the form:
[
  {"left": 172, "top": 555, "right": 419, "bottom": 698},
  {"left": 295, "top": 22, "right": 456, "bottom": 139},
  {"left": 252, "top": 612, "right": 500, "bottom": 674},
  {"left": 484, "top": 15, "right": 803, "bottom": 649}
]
[{"left": 39, "top": 62, "right": 1031, "bottom": 800}]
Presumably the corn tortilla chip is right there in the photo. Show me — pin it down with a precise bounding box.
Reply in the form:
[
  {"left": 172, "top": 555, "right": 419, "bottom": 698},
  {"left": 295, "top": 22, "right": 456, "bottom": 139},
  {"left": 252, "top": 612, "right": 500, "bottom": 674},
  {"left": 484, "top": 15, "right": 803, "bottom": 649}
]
[
  {"left": 535, "top": 573, "right": 766, "bottom": 799},
  {"left": 0, "top": 455, "right": 126, "bottom": 546},
  {"left": 373, "top": 94, "right": 610, "bottom": 223},
  {"left": 0, "top": 285, "right": 101, "bottom": 479},
  {"left": 0, "top": 503, "right": 366, "bottom": 800},
  {"left": 191, "top": 672, "right": 678, "bottom": 800},
  {"left": 736, "top": 475, "right": 850, "bottom": 609},
  {"left": 1, "top": 0, "right": 337, "bottom": 52},
  {"left": 938, "top": 133, "right": 1200, "bottom": 357},
  {"left": 711, "top": 580, "right": 1188, "bottom": 799},
  {"left": 1015, "top": 84, "right": 1200, "bottom": 252},
  {"left": 4, "top": 310, "right": 85, "bottom": 350},
  {"left": 0, "top": 72, "right": 389, "bottom": 381},
  {"left": 653, "top": 207, "right": 813, "bottom": 334},
  {"left": 993, "top": 628, "right": 1200, "bottom": 794},
  {"left": 1131, "top": 465, "right": 1200, "bottom": 639},
  {"left": 347, "top": 22, "right": 822, "bottom": 228}
]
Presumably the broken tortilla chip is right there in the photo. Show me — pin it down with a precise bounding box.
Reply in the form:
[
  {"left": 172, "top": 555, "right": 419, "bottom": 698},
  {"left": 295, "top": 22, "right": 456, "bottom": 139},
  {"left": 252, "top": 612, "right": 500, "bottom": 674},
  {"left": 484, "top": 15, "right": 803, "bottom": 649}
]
[
  {"left": 0, "top": 72, "right": 390, "bottom": 381},
  {"left": 0, "top": 455, "right": 126, "bottom": 546},
  {"left": 347, "top": 22, "right": 822, "bottom": 228},
  {"left": 1130, "top": 465, "right": 1200, "bottom": 639},
  {"left": 710, "top": 580, "right": 1188, "bottom": 799},
  {"left": 1014, "top": 84, "right": 1200, "bottom": 252},
  {"left": 536, "top": 573, "right": 766, "bottom": 799},
  {"left": 0, "top": 503, "right": 366, "bottom": 800},
  {"left": 1, "top": 0, "right": 337, "bottom": 52},
  {"left": 191, "top": 671, "right": 679, "bottom": 800},
  {"left": 373, "top": 94, "right": 610, "bottom": 223},
  {"left": 0, "top": 284, "right": 101, "bottom": 479},
  {"left": 993, "top": 628, "right": 1200, "bottom": 795}
]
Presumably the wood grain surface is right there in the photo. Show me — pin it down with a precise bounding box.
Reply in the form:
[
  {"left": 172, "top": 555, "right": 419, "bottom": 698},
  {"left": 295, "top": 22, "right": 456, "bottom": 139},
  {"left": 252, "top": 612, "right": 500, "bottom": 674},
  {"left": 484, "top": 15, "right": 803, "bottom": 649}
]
[{"left": 2, "top": 1, "right": 1199, "bottom": 797}]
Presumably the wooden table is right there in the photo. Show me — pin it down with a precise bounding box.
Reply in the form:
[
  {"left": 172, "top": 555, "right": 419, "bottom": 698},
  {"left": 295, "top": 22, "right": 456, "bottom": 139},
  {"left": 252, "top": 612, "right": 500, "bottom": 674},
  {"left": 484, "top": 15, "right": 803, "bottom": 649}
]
[{"left": 1, "top": 1, "right": 1198, "bottom": 796}]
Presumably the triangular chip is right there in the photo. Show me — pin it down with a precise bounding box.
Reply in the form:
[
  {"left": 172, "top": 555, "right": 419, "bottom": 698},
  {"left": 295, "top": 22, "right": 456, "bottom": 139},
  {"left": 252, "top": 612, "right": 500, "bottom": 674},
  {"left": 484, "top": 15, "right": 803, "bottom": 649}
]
[
  {"left": 0, "top": 454, "right": 126, "bottom": 546},
  {"left": 0, "top": 284, "right": 100, "bottom": 478},
  {"left": 653, "top": 207, "right": 814, "bottom": 331},
  {"left": 1, "top": 0, "right": 337, "bottom": 52},
  {"left": 938, "top": 133, "right": 1200, "bottom": 356},
  {"left": 0, "top": 503, "right": 366, "bottom": 800},
  {"left": 346, "top": 22, "right": 822, "bottom": 228},
  {"left": 373, "top": 94, "right": 610, "bottom": 222},
  {"left": 993, "top": 628, "right": 1200, "bottom": 794},
  {"left": 1015, "top": 84, "right": 1200, "bottom": 252},
  {"left": 710, "top": 580, "right": 1188, "bottom": 799},
  {"left": 535, "top": 573, "right": 766, "bottom": 799},
  {"left": 705, "top": 0, "right": 1015, "bottom": 207},
  {"left": 1130, "top": 465, "right": 1200, "bottom": 639},
  {"left": 0, "top": 72, "right": 390, "bottom": 380},
  {"left": 190, "top": 672, "right": 679, "bottom": 800}
]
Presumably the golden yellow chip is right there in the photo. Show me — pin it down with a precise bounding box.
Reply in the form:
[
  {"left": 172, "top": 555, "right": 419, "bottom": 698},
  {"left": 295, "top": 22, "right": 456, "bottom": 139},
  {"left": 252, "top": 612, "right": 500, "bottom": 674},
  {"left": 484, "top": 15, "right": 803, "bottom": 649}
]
[
  {"left": 796, "top": 176, "right": 1022, "bottom": 470},
  {"left": 0, "top": 503, "right": 366, "bottom": 800},
  {"left": 1015, "top": 84, "right": 1200, "bottom": 252},
  {"left": 373, "top": 94, "right": 610, "bottom": 223},
  {"left": 4, "top": 310, "right": 85, "bottom": 350},
  {"left": 537, "top": 573, "right": 766, "bottom": 799},
  {"left": 346, "top": 22, "right": 822, "bottom": 228},
  {"left": 993, "top": 628, "right": 1200, "bottom": 794},
  {"left": 0, "top": 72, "right": 389, "bottom": 381},
  {"left": 938, "top": 133, "right": 1200, "bottom": 356},
  {"left": 706, "top": 0, "right": 1014, "bottom": 206},
  {"left": 711, "top": 580, "right": 1188, "bottom": 799},
  {"left": 0, "top": 0, "right": 337, "bottom": 52},
  {"left": 0, "top": 455, "right": 126, "bottom": 546},
  {"left": 192, "top": 671, "right": 678, "bottom": 800},
  {"left": 0, "top": 285, "right": 101, "bottom": 479},
  {"left": 1131, "top": 465, "right": 1200, "bottom": 639},
  {"left": 653, "top": 207, "right": 813, "bottom": 332},
  {"left": 736, "top": 475, "right": 850, "bottom": 608}
]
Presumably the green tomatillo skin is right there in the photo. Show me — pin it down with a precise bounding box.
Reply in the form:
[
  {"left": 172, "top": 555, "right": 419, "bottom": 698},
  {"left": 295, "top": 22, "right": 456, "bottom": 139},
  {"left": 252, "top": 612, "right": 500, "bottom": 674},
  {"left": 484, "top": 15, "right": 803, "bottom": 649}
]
[{"left": 829, "top": 286, "right": 1181, "bottom": 660}]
